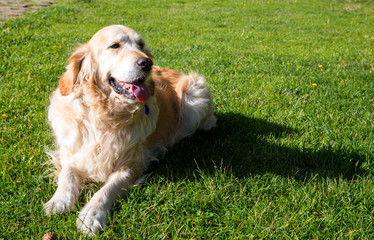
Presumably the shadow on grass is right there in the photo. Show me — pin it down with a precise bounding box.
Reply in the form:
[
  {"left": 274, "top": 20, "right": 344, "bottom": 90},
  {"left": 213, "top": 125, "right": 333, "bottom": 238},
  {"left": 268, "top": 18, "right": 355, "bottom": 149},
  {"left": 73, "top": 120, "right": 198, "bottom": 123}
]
[{"left": 152, "top": 112, "right": 369, "bottom": 181}]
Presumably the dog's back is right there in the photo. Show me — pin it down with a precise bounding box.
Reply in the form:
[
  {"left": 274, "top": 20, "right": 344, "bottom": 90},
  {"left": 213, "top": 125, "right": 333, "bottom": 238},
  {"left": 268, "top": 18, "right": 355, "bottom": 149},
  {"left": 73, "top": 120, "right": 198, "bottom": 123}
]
[{"left": 146, "top": 66, "right": 216, "bottom": 154}]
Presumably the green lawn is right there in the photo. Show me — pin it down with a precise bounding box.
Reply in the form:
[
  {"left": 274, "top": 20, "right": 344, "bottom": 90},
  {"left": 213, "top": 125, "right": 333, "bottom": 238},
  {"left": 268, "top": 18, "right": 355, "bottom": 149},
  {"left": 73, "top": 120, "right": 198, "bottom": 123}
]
[{"left": 1, "top": 0, "right": 374, "bottom": 239}]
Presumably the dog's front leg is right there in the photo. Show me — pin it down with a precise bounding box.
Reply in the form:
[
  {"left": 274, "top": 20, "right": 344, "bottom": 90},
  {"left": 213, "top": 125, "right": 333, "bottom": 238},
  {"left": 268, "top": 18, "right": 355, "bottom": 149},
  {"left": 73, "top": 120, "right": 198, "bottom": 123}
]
[
  {"left": 76, "top": 166, "right": 141, "bottom": 236},
  {"left": 45, "top": 166, "right": 81, "bottom": 215}
]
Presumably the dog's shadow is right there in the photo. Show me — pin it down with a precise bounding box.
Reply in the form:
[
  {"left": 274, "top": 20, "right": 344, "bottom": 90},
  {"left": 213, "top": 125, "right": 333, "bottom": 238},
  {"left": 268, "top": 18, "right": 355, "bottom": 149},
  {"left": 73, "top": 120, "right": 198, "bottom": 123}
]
[{"left": 151, "top": 112, "right": 368, "bottom": 181}]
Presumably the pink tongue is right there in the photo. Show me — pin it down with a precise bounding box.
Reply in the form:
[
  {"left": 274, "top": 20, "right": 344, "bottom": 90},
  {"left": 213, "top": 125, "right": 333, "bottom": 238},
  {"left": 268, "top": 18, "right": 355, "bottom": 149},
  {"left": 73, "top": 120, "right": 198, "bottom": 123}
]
[{"left": 124, "top": 83, "right": 150, "bottom": 102}]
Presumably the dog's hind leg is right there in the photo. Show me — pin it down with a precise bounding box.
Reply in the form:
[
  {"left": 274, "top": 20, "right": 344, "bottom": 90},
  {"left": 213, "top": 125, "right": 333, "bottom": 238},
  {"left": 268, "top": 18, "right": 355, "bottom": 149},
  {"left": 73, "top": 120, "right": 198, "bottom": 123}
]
[{"left": 176, "top": 73, "right": 217, "bottom": 140}]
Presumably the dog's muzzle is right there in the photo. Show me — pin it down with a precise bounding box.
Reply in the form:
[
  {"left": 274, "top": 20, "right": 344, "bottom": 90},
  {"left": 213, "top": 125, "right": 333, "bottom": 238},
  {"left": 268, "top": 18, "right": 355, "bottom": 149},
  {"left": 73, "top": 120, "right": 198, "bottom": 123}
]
[{"left": 109, "top": 57, "right": 153, "bottom": 102}]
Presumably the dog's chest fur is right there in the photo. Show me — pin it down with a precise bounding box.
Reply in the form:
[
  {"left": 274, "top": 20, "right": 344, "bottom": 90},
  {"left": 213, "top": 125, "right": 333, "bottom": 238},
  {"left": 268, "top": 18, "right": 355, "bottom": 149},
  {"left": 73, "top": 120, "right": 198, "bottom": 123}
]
[{"left": 48, "top": 90, "right": 159, "bottom": 182}]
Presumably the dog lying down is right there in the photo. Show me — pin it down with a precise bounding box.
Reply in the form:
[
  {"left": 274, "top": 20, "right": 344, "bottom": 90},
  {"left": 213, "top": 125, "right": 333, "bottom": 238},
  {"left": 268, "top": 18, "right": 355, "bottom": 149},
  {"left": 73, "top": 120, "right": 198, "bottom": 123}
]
[{"left": 44, "top": 25, "right": 216, "bottom": 236}]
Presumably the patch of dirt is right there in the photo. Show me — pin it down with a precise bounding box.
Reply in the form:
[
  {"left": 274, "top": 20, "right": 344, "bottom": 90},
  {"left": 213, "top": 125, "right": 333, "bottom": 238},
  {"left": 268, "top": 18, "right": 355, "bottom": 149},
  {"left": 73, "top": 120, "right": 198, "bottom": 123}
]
[{"left": 0, "top": 0, "right": 54, "bottom": 23}]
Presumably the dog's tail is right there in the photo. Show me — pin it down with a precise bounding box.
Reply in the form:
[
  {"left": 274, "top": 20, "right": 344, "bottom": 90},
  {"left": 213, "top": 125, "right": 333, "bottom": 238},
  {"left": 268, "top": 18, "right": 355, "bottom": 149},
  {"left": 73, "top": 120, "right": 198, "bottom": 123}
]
[{"left": 175, "top": 72, "right": 217, "bottom": 140}]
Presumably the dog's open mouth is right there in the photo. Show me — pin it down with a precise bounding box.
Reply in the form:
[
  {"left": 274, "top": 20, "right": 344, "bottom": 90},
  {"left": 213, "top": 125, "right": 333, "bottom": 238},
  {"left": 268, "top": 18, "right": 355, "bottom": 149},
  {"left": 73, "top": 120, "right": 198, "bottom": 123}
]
[{"left": 109, "top": 77, "right": 150, "bottom": 102}]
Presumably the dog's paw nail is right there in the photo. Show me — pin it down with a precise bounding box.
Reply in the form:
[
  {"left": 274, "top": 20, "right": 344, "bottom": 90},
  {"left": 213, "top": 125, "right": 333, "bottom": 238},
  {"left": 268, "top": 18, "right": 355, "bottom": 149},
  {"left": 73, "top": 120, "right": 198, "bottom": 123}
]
[
  {"left": 77, "top": 207, "right": 108, "bottom": 236},
  {"left": 44, "top": 193, "right": 75, "bottom": 215}
]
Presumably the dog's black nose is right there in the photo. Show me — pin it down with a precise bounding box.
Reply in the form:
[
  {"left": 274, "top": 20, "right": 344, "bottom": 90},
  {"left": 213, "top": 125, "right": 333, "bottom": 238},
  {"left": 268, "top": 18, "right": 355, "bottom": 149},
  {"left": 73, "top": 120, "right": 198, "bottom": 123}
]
[{"left": 136, "top": 57, "right": 153, "bottom": 72}]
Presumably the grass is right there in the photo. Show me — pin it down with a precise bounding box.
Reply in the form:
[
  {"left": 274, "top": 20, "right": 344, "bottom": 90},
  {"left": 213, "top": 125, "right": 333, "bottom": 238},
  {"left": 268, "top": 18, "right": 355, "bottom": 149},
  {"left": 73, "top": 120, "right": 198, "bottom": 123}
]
[{"left": 1, "top": 0, "right": 374, "bottom": 238}]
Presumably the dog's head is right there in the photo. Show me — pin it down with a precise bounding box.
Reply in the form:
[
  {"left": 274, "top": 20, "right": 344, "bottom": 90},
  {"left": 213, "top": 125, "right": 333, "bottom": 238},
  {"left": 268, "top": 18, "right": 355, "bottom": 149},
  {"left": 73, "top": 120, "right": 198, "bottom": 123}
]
[{"left": 59, "top": 25, "right": 154, "bottom": 103}]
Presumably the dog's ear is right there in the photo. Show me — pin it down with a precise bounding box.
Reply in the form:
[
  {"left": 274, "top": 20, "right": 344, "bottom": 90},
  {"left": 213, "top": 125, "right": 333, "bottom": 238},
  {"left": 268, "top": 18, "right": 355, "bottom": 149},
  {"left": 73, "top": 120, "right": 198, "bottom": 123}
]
[{"left": 59, "top": 44, "right": 88, "bottom": 96}]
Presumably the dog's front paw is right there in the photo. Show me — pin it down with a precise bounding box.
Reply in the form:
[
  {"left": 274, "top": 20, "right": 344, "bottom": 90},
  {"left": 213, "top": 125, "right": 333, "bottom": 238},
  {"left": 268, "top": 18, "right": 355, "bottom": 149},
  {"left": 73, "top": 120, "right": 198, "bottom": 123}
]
[
  {"left": 77, "top": 206, "right": 108, "bottom": 237},
  {"left": 44, "top": 192, "right": 75, "bottom": 215}
]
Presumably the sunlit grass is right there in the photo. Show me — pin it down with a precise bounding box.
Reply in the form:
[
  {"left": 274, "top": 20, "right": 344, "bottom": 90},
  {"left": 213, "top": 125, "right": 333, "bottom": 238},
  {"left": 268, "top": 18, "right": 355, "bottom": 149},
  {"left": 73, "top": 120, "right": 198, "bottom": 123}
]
[{"left": 1, "top": 0, "right": 374, "bottom": 239}]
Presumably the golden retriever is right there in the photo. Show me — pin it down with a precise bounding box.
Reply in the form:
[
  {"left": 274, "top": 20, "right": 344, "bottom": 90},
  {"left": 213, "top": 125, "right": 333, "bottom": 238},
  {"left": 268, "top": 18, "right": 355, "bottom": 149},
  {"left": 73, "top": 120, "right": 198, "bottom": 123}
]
[{"left": 44, "top": 25, "right": 216, "bottom": 236}]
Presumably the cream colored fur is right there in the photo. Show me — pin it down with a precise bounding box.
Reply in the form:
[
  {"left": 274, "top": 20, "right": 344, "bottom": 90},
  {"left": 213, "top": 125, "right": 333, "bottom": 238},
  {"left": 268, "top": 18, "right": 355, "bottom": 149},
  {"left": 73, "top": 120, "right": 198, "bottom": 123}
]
[{"left": 44, "top": 25, "right": 216, "bottom": 236}]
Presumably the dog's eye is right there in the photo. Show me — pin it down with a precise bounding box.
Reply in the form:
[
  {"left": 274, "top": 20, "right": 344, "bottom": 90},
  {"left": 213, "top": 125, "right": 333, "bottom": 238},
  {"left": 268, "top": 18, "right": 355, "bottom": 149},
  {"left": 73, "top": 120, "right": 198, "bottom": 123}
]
[
  {"left": 109, "top": 43, "right": 121, "bottom": 49},
  {"left": 138, "top": 41, "right": 145, "bottom": 50}
]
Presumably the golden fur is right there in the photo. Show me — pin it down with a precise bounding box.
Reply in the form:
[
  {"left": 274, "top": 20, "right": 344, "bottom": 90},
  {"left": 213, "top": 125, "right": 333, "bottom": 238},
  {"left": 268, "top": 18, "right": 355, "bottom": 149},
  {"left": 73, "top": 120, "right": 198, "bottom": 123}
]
[{"left": 44, "top": 25, "right": 216, "bottom": 236}]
